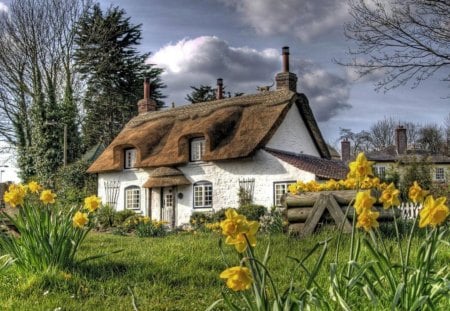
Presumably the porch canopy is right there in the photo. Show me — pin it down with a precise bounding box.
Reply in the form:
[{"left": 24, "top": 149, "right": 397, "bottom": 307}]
[{"left": 143, "top": 167, "right": 191, "bottom": 188}]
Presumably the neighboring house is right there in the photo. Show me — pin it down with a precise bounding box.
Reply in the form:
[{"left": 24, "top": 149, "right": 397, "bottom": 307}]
[
  {"left": 341, "top": 126, "right": 450, "bottom": 184},
  {"left": 87, "top": 47, "right": 347, "bottom": 227}
]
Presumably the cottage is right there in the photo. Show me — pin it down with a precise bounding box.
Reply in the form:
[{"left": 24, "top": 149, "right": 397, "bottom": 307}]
[
  {"left": 87, "top": 47, "right": 347, "bottom": 227},
  {"left": 341, "top": 126, "right": 450, "bottom": 184}
]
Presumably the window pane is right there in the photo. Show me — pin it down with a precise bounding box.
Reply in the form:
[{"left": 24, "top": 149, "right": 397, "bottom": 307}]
[
  {"left": 125, "top": 187, "right": 140, "bottom": 209},
  {"left": 191, "top": 139, "right": 205, "bottom": 161},
  {"left": 193, "top": 182, "right": 212, "bottom": 208},
  {"left": 274, "top": 182, "right": 293, "bottom": 206},
  {"left": 125, "top": 149, "right": 137, "bottom": 168}
]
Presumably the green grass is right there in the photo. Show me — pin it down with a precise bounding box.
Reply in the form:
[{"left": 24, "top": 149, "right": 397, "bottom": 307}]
[{"left": 0, "top": 229, "right": 448, "bottom": 310}]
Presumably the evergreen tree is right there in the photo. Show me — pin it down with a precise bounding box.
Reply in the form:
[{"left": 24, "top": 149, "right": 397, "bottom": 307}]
[
  {"left": 74, "top": 4, "right": 165, "bottom": 149},
  {"left": 185, "top": 85, "right": 243, "bottom": 104}
]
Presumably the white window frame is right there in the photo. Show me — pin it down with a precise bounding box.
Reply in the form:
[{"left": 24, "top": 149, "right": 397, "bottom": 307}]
[
  {"left": 274, "top": 181, "right": 295, "bottom": 207},
  {"left": 435, "top": 167, "right": 445, "bottom": 181},
  {"left": 190, "top": 138, "right": 205, "bottom": 162},
  {"left": 374, "top": 166, "right": 386, "bottom": 179},
  {"left": 125, "top": 186, "right": 140, "bottom": 210},
  {"left": 124, "top": 148, "right": 137, "bottom": 169},
  {"left": 193, "top": 181, "right": 212, "bottom": 208}
]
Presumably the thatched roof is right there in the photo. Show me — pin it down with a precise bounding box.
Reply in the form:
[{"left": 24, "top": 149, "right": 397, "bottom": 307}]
[
  {"left": 143, "top": 167, "right": 191, "bottom": 188},
  {"left": 88, "top": 89, "right": 330, "bottom": 173},
  {"left": 265, "top": 148, "right": 348, "bottom": 180}
]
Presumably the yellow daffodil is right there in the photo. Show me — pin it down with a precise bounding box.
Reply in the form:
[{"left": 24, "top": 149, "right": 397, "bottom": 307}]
[
  {"left": 40, "top": 189, "right": 57, "bottom": 204},
  {"left": 419, "top": 196, "right": 449, "bottom": 228},
  {"left": 288, "top": 183, "right": 298, "bottom": 194},
  {"left": 27, "top": 181, "right": 42, "bottom": 194},
  {"left": 379, "top": 183, "right": 400, "bottom": 209},
  {"left": 354, "top": 190, "right": 376, "bottom": 215},
  {"left": 408, "top": 181, "right": 428, "bottom": 204},
  {"left": 3, "top": 183, "right": 26, "bottom": 207},
  {"left": 220, "top": 209, "right": 248, "bottom": 238},
  {"left": 220, "top": 209, "right": 260, "bottom": 252},
  {"left": 356, "top": 210, "right": 380, "bottom": 232},
  {"left": 219, "top": 266, "right": 253, "bottom": 291},
  {"left": 225, "top": 220, "right": 259, "bottom": 253},
  {"left": 343, "top": 178, "right": 357, "bottom": 190},
  {"left": 73, "top": 211, "right": 89, "bottom": 228},
  {"left": 84, "top": 195, "right": 101, "bottom": 212},
  {"left": 348, "top": 152, "right": 374, "bottom": 182}
]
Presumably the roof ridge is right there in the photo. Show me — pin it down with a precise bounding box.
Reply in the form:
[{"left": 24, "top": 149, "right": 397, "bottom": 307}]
[{"left": 128, "top": 89, "right": 295, "bottom": 127}]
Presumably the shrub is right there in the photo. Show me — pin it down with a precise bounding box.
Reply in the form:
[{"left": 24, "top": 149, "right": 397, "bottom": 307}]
[
  {"left": 114, "top": 210, "right": 137, "bottom": 226},
  {"left": 259, "top": 207, "right": 286, "bottom": 234},
  {"left": 135, "top": 219, "right": 168, "bottom": 238},
  {"left": 189, "top": 212, "right": 212, "bottom": 230},
  {"left": 96, "top": 205, "right": 116, "bottom": 229},
  {"left": 237, "top": 204, "right": 267, "bottom": 221}
]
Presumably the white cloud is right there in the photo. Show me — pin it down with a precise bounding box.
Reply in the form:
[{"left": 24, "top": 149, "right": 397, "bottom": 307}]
[
  {"left": 0, "top": 2, "right": 8, "bottom": 13},
  {"left": 218, "top": 0, "right": 349, "bottom": 41},
  {"left": 148, "top": 36, "right": 351, "bottom": 121}
]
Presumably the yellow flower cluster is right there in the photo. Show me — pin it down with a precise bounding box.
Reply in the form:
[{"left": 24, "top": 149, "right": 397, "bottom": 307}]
[
  {"left": 3, "top": 182, "right": 57, "bottom": 207},
  {"left": 205, "top": 222, "right": 221, "bottom": 232},
  {"left": 125, "top": 216, "right": 167, "bottom": 227},
  {"left": 73, "top": 194, "right": 102, "bottom": 229},
  {"left": 354, "top": 191, "right": 379, "bottom": 231},
  {"left": 220, "top": 209, "right": 259, "bottom": 253},
  {"left": 3, "top": 183, "right": 26, "bottom": 207}
]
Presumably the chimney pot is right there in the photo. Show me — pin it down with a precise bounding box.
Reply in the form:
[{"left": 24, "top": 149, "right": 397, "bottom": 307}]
[
  {"left": 276, "top": 46, "right": 297, "bottom": 92},
  {"left": 138, "top": 78, "right": 157, "bottom": 114},
  {"left": 216, "top": 78, "right": 223, "bottom": 100},
  {"left": 341, "top": 139, "right": 351, "bottom": 162},
  {"left": 282, "top": 46, "right": 290, "bottom": 72},
  {"left": 396, "top": 125, "right": 407, "bottom": 155}
]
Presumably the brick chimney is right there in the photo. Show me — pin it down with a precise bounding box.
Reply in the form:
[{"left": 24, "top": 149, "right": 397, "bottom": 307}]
[
  {"left": 341, "top": 139, "right": 351, "bottom": 162},
  {"left": 396, "top": 125, "right": 407, "bottom": 155},
  {"left": 216, "top": 78, "right": 223, "bottom": 100},
  {"left": 275, "top": 46, "right": 297, "bottom": 92},
  {"left": 138, "top": 78, "right": 157, "bottom": 114}
]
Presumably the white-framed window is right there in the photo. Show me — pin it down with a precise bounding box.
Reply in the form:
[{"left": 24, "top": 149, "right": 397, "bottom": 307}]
[
  {"left": 125, "top": 186, "right": 140, "bottom": 210},
  {"left": 374, "top": 166, "right": 386, "bottom": 179},
  {"left": 124, "top": 148, "right": 137, "bottom": 169},
  {"left": 274, "top": 181, "right": 295, "bottom": 207},
  {"left": 193, "top": 181, "right": 212, "bottom": 208},
  {"left": 190, "top": 138, "right": 205, "bottom": 162},
  {"left": 435, "top": 167, "right": 445, "bottom": 181}
]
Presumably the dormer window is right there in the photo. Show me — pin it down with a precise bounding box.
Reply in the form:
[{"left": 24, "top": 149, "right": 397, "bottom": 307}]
[
  {"left": 124, "top": 148, "right": 137, "bottom": 169},
  {"left": 190, "top": 138, "right": 205, "bottom": 162}
]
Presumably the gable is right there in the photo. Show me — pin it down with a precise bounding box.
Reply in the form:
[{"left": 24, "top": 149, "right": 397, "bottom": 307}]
[{"left": 265, "top": 102, "right": 320, "bottom": 157}]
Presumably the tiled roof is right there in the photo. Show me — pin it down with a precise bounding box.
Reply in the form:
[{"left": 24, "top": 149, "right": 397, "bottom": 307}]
[
  {"left": 265, "top": 148, "right": 348, "bottom": 180},
  {"left": 367, "top": 146, "right": 450, "bottom": 164}
]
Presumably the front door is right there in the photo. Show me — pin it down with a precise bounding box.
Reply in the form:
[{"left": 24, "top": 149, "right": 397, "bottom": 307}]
[{"left": 161, "top": 187, "right": 175, "bottom": 227}]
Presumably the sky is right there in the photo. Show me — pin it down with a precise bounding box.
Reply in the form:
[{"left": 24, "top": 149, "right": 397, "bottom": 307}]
[{"left": 0, "top": 0, "right": 448, "bottom": 147}]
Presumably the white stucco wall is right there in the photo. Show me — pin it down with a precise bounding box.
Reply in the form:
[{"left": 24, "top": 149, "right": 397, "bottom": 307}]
[
  {"left": 265, "top": 103, "right": 320, "bottom": 156},
  {"left": 97, "top": 149, "right": 316, "bottom": 227}
]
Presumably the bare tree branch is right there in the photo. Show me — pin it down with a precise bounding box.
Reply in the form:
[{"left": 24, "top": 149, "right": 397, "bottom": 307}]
[{"left": 339, "top": 0, "right": 450, "bottom": 91}]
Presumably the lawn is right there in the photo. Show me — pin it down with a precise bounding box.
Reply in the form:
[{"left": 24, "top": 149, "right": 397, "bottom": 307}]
[{"left": 0, "top": 229, "right": 448, "bottom": 311}]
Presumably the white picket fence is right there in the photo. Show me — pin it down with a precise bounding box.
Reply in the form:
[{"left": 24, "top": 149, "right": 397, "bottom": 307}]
[{"left": 399, "top": 202, "right": 422, "bottom": 220}]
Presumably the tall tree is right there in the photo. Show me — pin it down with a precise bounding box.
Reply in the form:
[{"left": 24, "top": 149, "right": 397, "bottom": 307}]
[
  {"left": 0, "top": 0, "right": 87, "bottom": 183},
  {"left": 342, "top": 0, "right": 450, "bottom": 91},
  {"left": 74, "top": 4, "right": 165, "bottom": 149},
  {"left": 417, "top": 123, "right": 445, "bottom": 154}
]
